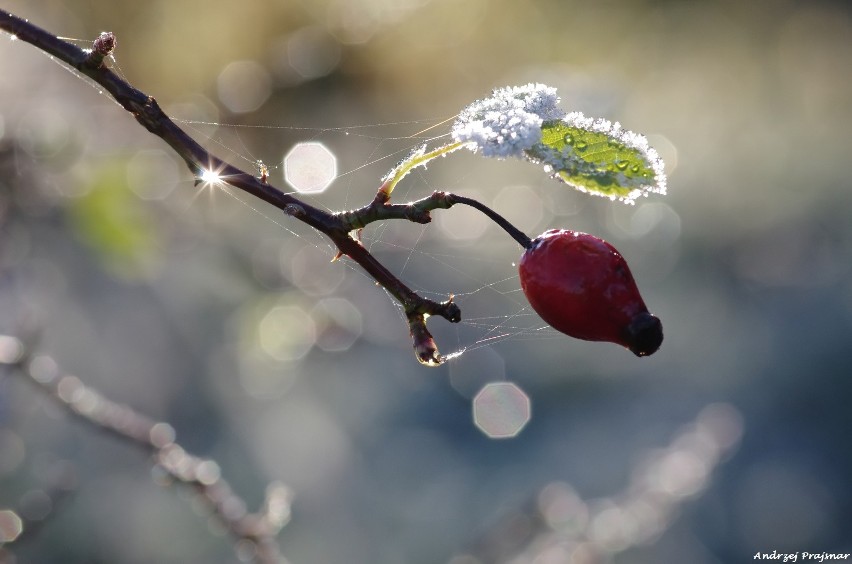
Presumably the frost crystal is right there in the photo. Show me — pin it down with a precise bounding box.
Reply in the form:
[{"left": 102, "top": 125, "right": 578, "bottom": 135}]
[{"left": 452, "top": 83, "right": 564, "bottom": 159}]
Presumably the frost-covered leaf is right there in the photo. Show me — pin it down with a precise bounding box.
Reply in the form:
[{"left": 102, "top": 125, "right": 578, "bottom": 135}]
[{"left": 529, "top": 115, "right": 666, "bottom": 202}]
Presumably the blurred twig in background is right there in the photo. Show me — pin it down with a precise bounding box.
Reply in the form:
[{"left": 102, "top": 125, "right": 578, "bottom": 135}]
[
  {"left": 0, "top": 334, "right": 292, "bottom": 563},
  {"left": 458, "top": 403, "right": 743, "bottom": 563}
]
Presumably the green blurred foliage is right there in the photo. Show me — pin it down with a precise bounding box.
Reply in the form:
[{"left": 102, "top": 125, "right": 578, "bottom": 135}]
[{"left": 67, "top": 160, "right": 157, "bottom": 276}]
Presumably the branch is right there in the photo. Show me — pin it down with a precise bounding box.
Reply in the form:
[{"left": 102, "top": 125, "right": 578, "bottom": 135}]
[
  {"left": 0, "top": 334, "right": 291, "bottom": 564},
  {"left": 338, "top": 191, "right": 532, "bottom": 249},
  {"left": 0, "top": 9, "right": 465, "bottom": 364}
]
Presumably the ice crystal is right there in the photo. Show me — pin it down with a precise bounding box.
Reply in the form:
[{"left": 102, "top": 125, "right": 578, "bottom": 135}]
[{"left": 452, "top": 83, "right": 564, "bottom": 158}]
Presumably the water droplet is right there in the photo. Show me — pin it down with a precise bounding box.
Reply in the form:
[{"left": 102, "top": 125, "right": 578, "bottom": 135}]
[
  {"left": 616, "top": 161, "right": 629, "bottom": 171},
  {"left": 630, "top": 164, "right": 641, "bottom": 173},
  {"left": 563, "top": 133, "right": 574, "bottom": 145},
  {"left": 575, "top": 140, "right": 588, "bottom": 151}
]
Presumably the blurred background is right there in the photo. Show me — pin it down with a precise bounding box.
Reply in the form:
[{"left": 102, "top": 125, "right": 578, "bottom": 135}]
[{"left": 2, "top": 0, "right": 851, "bottom": 562}]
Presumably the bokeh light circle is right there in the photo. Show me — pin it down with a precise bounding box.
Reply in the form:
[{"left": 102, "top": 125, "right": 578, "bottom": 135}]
[
  {"left": 472, "top": 382, "right": 531, "bottom": 439},
  {"left": 283, "top": 142, "right": 337, "bottom": 193}
]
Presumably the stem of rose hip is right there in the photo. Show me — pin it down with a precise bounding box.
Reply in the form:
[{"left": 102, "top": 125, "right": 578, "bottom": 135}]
[{"left": 450, "top": 194, "right": 532, "bottom": 249}]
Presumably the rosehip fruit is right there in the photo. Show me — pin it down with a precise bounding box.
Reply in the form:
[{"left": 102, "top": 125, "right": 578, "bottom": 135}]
[{"left": 519, "top": 229, "right": 662, "bottom": 356}]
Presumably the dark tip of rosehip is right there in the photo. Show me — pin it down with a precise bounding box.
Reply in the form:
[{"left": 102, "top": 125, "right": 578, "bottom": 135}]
[{"left": 624, "top": 312, "right": 663, "bottom": 357}]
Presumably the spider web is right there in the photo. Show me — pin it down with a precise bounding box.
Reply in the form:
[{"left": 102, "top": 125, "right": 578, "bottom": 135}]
[
  {"left": 190, "top": 116, "right": 559, "bottom": 361},
  {"left": 27, "top": 35, "right": 562, "bottom": 367}
]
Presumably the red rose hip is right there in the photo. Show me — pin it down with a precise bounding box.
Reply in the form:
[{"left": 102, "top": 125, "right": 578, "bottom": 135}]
[{"left": 519, "top": 229, "right": 662, "bottom": 356}]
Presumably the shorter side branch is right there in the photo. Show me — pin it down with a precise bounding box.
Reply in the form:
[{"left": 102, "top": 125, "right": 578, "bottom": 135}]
[
  {"left": 337, "top": 191, "right": 532, "bottom": 249},
  {"left": 0, "top": 334, "right": 290, "bottom": 564}
]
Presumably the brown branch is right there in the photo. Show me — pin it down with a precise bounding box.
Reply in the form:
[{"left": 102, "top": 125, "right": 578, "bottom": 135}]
[
  {"left": 337, "top": 191, "right": 533, "bottom": 249},
  {"left": 0, "top": 9, "right": 465, "bottom": 364},
  {"left": 0, "top": 334, "right": 291, "bottom": 564}
]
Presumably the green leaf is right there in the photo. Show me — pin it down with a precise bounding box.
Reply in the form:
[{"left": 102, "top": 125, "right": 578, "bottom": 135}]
[{"left": 528, "top": 117, "right": 666, "bottom": 203}]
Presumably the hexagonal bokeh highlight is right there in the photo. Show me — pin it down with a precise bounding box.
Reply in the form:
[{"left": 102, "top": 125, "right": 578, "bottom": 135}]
[
  {"left": 473, "top": 382, "right": 531, "bottom": 439},
  {"left": 217, "top": 60, "right": 272, "bottom": 114},
  {"left": 283, "top": 142, "right": 337, "bottom": 193},
  {"left": 0, "top": 509, "right": 23, "bottom": 543},
  {"left": 258, "top": 305, "right": 316, "bottom": 362}
]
